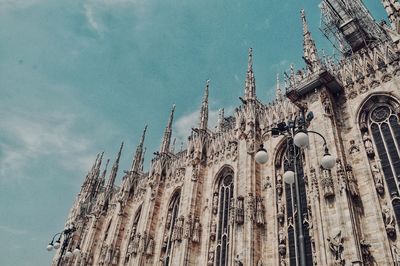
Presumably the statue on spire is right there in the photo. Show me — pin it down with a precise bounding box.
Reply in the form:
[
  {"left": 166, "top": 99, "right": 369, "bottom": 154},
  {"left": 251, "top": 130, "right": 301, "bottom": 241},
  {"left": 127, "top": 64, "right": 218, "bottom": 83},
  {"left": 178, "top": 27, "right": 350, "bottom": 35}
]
[
  {"left": 276, "top": 73, "right": 282, "bottom": 101},
  {"left": 199, "top": 79, "right": 209, "bottom": 130}
]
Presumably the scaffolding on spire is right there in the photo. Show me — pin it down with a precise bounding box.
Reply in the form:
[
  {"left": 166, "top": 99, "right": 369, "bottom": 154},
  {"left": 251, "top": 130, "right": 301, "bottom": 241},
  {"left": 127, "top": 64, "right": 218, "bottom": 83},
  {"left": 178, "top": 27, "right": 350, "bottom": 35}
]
[{"left": 319, "top": 0, "right": 388, "bottom": 55}]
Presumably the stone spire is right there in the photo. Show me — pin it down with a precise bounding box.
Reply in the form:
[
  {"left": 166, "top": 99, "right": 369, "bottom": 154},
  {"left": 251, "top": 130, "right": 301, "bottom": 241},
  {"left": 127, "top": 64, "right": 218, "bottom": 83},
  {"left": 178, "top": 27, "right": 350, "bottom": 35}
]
[
  {"left": 130, "top": 125, "right": 147, "bottom": 174},
  {"left": 199, "top": 79, "right": 209, "bottom": 130},
  {"left": 106, "top": 142, "right": 124, "bottom": 191},
  {"left": 301, "top": 9, "right": 320, "bottom": 71},
  {"left": 95, "top": 159, "right": 109, "bottom": 196},
  {"left": 217, "top": 108, "right": 224, "bottom": 131},
  {"left": 160, "top": 104, "right": 175, "bottom": 154},
  {"left": 276, "top": 73, "right": 282, "bottom": 101},
  {"left": 382, "top": 0, "right": 400, "bottom": 31},
  {"left": 244, "top": 48, "right": 256, "bottom": 101},
  {"left": 141, "top": 147, "right": 146, "bottom": 172}
]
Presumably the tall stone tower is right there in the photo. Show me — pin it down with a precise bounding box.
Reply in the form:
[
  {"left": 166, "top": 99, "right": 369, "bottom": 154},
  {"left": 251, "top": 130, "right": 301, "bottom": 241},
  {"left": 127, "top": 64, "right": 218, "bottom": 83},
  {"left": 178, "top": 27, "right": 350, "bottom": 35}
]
[{"left": 52, "top": 1, "right": 400, "bottom": 265}]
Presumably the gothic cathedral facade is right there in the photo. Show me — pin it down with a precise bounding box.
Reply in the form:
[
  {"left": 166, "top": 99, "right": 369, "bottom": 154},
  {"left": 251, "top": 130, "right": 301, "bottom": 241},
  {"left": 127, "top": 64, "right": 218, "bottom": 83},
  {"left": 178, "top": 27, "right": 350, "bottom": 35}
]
[{"left": 53, "top": 1, "right": 400, "bottom": 265}]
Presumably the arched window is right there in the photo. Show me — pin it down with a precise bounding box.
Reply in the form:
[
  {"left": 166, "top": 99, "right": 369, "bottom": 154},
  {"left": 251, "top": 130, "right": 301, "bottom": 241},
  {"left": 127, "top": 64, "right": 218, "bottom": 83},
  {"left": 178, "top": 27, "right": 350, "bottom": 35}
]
[
  {"left": 210, "top": 167, "right": 234, "bottom": 266},
  {"left": 162, "top": 192, "right": 181, "bottom": 266},
  {"left": 360, "top": 95, "right": 400, "bottom": 224},
  {"left": 276, "top": 139, "right": 313, "bottom": 266}
]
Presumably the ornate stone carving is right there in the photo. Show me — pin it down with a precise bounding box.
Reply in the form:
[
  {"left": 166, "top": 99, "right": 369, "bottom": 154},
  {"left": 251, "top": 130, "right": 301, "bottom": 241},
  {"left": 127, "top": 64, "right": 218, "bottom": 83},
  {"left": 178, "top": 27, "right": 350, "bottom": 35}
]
[
  {"left": 236, "top": 196, "right": 244, "bottom": 225},
  {"left": 192, "top": 164, "right": 199, "bottom": 182},
  {"left": 140, "top": 232, "right": 147, "bottom": 253},
  {"left": 184, "top": 214, "right": 192, "bottom": 239},
  {"left": 247, "top": 193, "right": 255, "bottom": 221},
  {"left": 125, "top": 231, "right": 136, "bottom": 261},
  {"left": 276, "top": 173, "right": 283, "bottom": 196},
  {"left": 277, "top": 199, "right": 285, "bottom": 224},
  {"left": 345, "top": 164, "right": 360, "bottom": 199},
  {"left": 278, "top": 227, "right": 286, "bottom": 255},
  {"left": 210, "top": 218, "right": 217, "bottom": 241},
  {"left": 321, "top": 168, "right": 335, "bottom": 198},
  {"left": 212, "top": 192, "right": 218, "bottom": 215},
  {"left": 360, "top": 239, "right": 373, "bottom": 265},
  {"left": 111, "top": 247, "right": 120, "bottom": 265},
  {"left": 172, "top": 216, "right": 184, "bottom": 241},
  {"left": 363, "top": 132, "right": 375, "bottom": 158},
  {"left": 234, "top": 254, "right": 243, "bottom": 266},
  {"left": 191, "top": 217, "right": 200, "bottom": 243},
  {"left": 392, "top": 244, "right": 400, "bottom": 265},
  {"left": 372, "top": 163, "right": 384, "bottom": 195},
  {"left": 256, "top": 196, "right": 265, "bottom": 226},
  {"left": 327, "top": 231, "right": 344, "bottom": 265},
  {"left": 132, "top": 233, "right": 140, "bottom": 255},
  {"left": 349, "top": 140, "right": 360, "bottom": 154},
  {"left": 382, "top": 204, "right": 396, "bottom": 238},
  {"left": 207, "top": 246, "right": 214, "bottom": 266}
]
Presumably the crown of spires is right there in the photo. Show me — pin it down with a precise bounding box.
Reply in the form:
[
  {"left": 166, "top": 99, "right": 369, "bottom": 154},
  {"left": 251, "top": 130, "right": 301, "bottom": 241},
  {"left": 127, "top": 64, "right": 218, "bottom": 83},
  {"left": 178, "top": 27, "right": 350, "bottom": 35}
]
[
  {"left": 244, "top": 48, "right": 256, "bottom": 101},
  {"left": 301, "top": 9, "right": 320, "bottom": 71},
  {"left": 106, "top": 142, "right": 124, "bottom": 191},
  {"left": 130, "top": 125, "right": 147, "bottom": 174},
  {"left": 160, "top": 104, "right": 175, "bottom": 154},
  {"left": 199, "top": 79, "right": 209, "bottom": 130}
]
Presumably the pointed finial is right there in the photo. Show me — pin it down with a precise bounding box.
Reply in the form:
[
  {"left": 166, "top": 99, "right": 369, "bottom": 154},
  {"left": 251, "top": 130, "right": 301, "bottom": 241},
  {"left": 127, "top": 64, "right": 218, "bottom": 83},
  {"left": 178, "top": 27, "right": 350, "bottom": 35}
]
[
  {"left": 300, "top": 9, "right": 320, "bottom": 71},
  {"left": 141, "top": 147, "right": 146, "bottom": 172},
  {"left": 160, "top": 105, "right": 175, "bottom": 153},
  {"left": 244, "top": 48, "right": 256, "bottom": 100},
  {"left": 130, "top": 125, "right": 147, "bottom": 173},
  {"left": 217, "top": 108, "right": 225, "bottom": 131},
  {"left": 106, "top": 142, "right": 124, "bottom": 191},
  {"left": 248, "top": 47, "right": 253, "bottom": 71}
]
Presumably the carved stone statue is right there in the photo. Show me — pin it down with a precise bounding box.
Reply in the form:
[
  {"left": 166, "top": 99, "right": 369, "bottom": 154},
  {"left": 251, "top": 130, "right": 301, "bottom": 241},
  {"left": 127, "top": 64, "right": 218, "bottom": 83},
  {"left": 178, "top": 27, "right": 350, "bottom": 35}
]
[
  {"left": 234, "top": 254, "right": 243, "bottom": 266},
  {"left": 210, "top": 218, "right": 217, "bottom": 241},
  {"left": 132, "top": 233, "right": 140, "bottom": 255},
  {"left": 278, "top": 227, "right": 286, "bottom": 255},
  {"left": 192, "top": 217, "right": 201, "bottom": 243},
  {"left": 372, "top": 163, "right": 384, "bottom": 194},
  {"left": 327, "top": 231, "right": 344, "bottom": 265},
  {"left": 382, "top": 204, "right": 396, "bottom": 237},
  {"left": 256, "top": 196, "right": 265, "bottom": 225},
  {"left": 360, "top": 239, "right": 373, "bottom": 265},
  {"left": 162, "top": 231, "right": 168, "bottom": 250},
  {"left": 145, "top": 237, "right": 154, "bottom": 255},
  {"left": 166, "top": 209, "right": 172, "bottom": 228},
  {"left": 363, "top": 132, "right": 375, "bottom": 158},
  {"left": 257, "top": 259, "right": 264, "bottom": 266},
  {"left": 99, "top": 245, "right": 107, "bottom": 265},
  {"left": 184, "top": 215, "right": 192, "bottom": 239},
  {"left": 192, "top": 164, "right": 198, "bottom": 182},
  {"left": 276, "top": 173, "right": 283, "bottom": 196},
  {"left": 247, "top": 193, "right": 255, "bottom": 221},
  {"left": 104, "top": 246, "right": 113, "bottom": 264},
  {"left": 207, "top": 246, "right": 214, "bottom": 265},
  {"left": 345, "top": 164, "right": 360, "bottom": 198},
  {"left": 140, "top": 232, "right": 147, "bottom": 254},
  {"left": 173, "top": 216, "right": 184, "bottom": 241},
  {"left": 277, "top": 199, "right": 285, "bottom": 224},
  {"left": 126, "top": 232, "right": 135, "bottom": 261},
  {"left": 212, "top": 192, "right": 219, "bottom": 215},
  {"left": 349, "top": 140, "right": 360, "bottom": 154},
  {"left": 236, "top": 196, "right": 244, "bottom": 225}
]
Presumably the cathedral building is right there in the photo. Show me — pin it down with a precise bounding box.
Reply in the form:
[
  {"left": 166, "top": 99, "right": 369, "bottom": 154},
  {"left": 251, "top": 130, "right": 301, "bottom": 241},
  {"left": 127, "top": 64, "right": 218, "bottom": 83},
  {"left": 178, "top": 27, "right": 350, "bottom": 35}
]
[{"left": 51, "top": 1, "right": 400, "bottom": 265}]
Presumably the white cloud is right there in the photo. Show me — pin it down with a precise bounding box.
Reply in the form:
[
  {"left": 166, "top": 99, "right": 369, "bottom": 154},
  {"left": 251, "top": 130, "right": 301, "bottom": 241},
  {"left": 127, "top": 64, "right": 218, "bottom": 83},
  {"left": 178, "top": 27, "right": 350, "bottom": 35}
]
[
  {"left": 0, "top": 110, "right": 95, "bottom": 183},
  {"left": 0, "top": 224, "right": 28, "bottom": 236},
  {"left": 0, "top": 0, "right": 43, "bottom": 11}
]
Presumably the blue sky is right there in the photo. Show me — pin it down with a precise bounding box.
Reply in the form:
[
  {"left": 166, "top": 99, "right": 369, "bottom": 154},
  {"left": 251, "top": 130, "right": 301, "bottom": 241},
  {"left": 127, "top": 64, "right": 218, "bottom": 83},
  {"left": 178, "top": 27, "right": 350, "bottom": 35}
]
[{"left": 0, "top": 0, "right": 386, "bottom": 265}]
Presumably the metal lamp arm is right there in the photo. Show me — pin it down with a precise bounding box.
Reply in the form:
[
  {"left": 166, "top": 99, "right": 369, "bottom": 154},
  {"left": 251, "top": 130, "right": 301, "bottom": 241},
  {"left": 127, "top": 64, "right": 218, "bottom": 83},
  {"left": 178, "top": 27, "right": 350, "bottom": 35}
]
[{"left": 306, "top": 130, "right": 329, "bottom": 152}]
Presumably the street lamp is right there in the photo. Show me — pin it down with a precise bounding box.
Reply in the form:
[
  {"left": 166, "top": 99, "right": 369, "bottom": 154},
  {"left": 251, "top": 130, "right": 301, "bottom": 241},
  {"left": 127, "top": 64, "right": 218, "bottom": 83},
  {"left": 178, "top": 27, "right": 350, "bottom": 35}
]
[
  {"left": 47, "top": 225, "right": 80, "bottom": 266},
  {"left": 255, "top": 110, "right": 335, "bottom": 266}
]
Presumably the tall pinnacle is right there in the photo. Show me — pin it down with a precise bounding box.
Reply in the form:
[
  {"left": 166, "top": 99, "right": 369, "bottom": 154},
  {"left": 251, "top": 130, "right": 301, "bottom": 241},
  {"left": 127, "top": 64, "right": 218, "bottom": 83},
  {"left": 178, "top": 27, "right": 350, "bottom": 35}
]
[
  {"left": 276, "top": 73, "right": 282, "bottom": 101},
  {"left": 199, "top": 79, "right": 209, "bottom": 130},
  {"left": 301, "top": 9, "right": 320, "bottom": 71},
  {"left": 130, "top": 125, "right": 147, "bottom": 174},
  {"left": 106, "top": 142, "right": 124, "bottom": 191},
  {"left": 244, "top": 48, "right": 256, "bottom": 101},
  {"left": 217, "top": 108, "right": 224, "bottom": 132},
  {"left": 160, "top": 104, "right": 175, "bottom": 154}
]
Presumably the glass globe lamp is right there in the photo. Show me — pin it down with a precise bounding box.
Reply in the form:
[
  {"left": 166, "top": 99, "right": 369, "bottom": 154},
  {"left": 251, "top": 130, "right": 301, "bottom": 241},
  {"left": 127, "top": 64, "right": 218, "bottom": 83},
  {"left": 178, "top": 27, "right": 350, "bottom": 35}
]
[
  {"left": 73, "top": 247, "right": 81, "bottom": 256},
  {"left": 65, "top": 251, "right": 73, "bottom": 258},
  {"left": 46, "top": 244, "right": 53, "bottom": 251},
  {"left": 293, "top": 131, "right": 309, "bottom": 148},
  {"left": 255, "top": 145, "right": 268, "bottom": 164},
  {"left": 53, "top": 240, "right": 61, "bottom": 249},
  {"left": 283, "top": 170, "right": 295, "bottom": 184},
  {"left": 321, "top": 152, "right": 335, "bottom": 169}
]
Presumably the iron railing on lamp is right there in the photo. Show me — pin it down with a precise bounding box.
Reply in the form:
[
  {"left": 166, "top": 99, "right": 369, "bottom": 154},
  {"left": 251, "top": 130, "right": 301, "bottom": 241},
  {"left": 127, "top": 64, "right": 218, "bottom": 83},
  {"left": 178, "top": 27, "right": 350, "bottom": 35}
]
[
  {"left": 255, "top": 110, "right": 335, "bottom": 266},
  {"left": 47, "top": 225, "right": 81, "bottom": 265}
]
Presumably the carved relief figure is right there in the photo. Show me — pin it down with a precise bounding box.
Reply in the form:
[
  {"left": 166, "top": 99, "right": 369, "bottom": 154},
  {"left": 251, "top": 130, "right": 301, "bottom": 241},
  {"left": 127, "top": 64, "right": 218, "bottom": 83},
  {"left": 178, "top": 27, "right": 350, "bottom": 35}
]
[
  {"left": 210, "top": 218, "right": 217, "bottom": 241},
  {"left": 212, "top": 192, "right": 219, "bottom": 215},
  {"left": 145, "top": 237, "right": 154, "bottom": 255},
  {"left": 363, "top": 132, "right": 375, "bottom": 157},
  {"left": 349, "top": 140, "right": 360, "bottom": 154},
  {"left": 276, "top": 173, "right": 283, "bottom": 196},
  {"left": 236, "top": 196, "right": 244, "bottom": 225},
  {"left": 372, "top": 163, "right": 384, "bottom": 194},
  {"left": 321, "top": 168, "right": 335, "bottom": 198},
  {"left": 277, "top": 199, "right": 285, "bottom": 224},
  {"left": 173, "top": 216, "right": 184, "bottom": 241},
  {"left": 192, "top": 217, "right": 201, "bottom": 243},
  {"left": 327, "top": 231, "right": 344, "bottom": 265},
  {"left": 247, "top": 193, "right": 255, "bottom": 221},
  {"left": 207, "top": 246, "right": 215, "bottom": 265},
  {"left": 184, "top": 215, "right": 192, "bottom": 239},
  {"left": 345, "top": 164, "right": 360, "bottom": 198},
  {"left": 111, "top": 247, "right": 120, "bottom": 265},
  {"left": 132, "top": 233, "right": 140, "bottom": 255},
  {"left": 256, "top": 196, "right": 265, "bottom": 225},
  {"left": 360, "top": 239, "right": 373, "bottom": 265},
  {"left": 382, "top": 204, "right": 396, "bottom": 237}
]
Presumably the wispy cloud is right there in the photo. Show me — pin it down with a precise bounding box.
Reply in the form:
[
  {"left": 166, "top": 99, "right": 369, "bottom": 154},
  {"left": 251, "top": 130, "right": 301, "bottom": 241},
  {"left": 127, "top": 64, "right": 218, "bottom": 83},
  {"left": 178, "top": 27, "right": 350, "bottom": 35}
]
[
  {"left": 0, "top": 110, "right": 94, "bottom": 183},
  {"left": 0, "top": 224, "right": 28, "bottom": 236}
]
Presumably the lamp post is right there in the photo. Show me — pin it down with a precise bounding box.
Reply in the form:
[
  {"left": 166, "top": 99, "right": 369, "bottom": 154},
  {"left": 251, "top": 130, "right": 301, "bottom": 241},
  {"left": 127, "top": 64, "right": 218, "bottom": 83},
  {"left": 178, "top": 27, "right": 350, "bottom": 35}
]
[
  {"left": 255, "top": 110, "right": 335, "bottom": 266},
  {"left": 47, "top": 225, "right": 80, "bottom": 266}
]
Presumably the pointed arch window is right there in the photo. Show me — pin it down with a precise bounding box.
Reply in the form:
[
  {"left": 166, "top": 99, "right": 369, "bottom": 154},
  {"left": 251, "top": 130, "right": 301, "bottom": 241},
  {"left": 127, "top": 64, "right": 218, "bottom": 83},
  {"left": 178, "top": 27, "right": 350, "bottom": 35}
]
[
  {"left": 210, "top": 168, "right": 234, "bottom": 266},
  {"left": 360, "top": 96, "right": 400, "bottom": 224},
  {"left": 277, "top": 139, "right": 313, "bottom": 266},
  {"left": 162, "top": 192, "right": 181, "bottom": 266}
]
